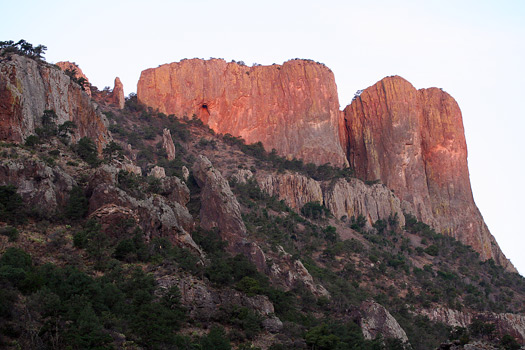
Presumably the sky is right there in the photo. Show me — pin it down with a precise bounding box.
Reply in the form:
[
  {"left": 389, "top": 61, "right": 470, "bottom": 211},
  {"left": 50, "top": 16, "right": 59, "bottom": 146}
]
[{"left": 2, "top": 0, "right": 525, "bottom": 274}]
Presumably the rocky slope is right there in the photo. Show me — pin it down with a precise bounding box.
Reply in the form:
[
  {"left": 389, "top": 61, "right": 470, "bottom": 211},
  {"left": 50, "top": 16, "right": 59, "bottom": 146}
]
[
  {"left": 0, "top": 55, "right": 110, "bottom": 150},
  {"left": 137, "top": 58, "right": 348, "bottom": 167},
  {"left": 343, "top": 76, "right": 514, "bottom": 272}
]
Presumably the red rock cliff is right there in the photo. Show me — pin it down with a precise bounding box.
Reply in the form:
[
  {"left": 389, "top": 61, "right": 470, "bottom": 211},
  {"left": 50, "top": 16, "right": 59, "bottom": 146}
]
[
  {"left": 137, "top": 59, "right": 348, "bottom": 167},
  {"left": 0, "top": 55, "right": 110, "bottom": 151},
  {"left": 343, "top": 76, "right": 514, "bottom": 272}
]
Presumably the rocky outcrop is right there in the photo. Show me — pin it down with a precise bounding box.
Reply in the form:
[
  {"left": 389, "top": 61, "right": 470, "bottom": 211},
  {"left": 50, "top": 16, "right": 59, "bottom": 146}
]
[
  {"left": 343, "top": 76, "right": 513, "bottom": 271},
  {"left": 55, "top": 61, "right": 91, "bottom": 96},
  {"left": 0, "top": 158, "right": 76, "bottom": 218},
  {"left": 268, "top": 246, "right": 329, "bottom": 297},
  {"left": 421, "top": 307, "right": 525, "bottom": 344},
  {"left": 323, "top": 178, "right": 405, "bottom": 228},
  {"left": 109, "top": 77, "right": 125, "bottom": 109},
  {"left": 87, "top": 165, "right": 198, "bottom": 252},
  {"left": 358, "top": 300, "right": 409, "bottom": 343},
  {"left": 137, "top": 59, "right": 347, "bottom": 167},
  {"left": 162, "top": 128, "right": 176, "bottom": 161},
  {"left": 192, "top": 155, "right": 266, "bottom": 270},
  {"left": 258, "top": 172, "right": 323, "bottom": 210},
  {"left": 257, "top": 172, "right": 404, "bottom": 229},
  {"left": 155, "top": 274, "right": 278, "bottom": 325},
  {"left": 0, "top": 55, "right": 111, "bottom": 151},
  {"left": 148, "top": 165, "right": 166, "bottom": 179}
]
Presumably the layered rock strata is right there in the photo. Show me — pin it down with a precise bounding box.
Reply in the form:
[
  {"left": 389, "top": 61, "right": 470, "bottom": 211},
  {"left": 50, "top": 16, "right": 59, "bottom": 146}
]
[
  {"left": 0, "top": 55, "right": 110, "bottom": 151},
  {"left": 137, "top": 59, "right": 348, "bottom": 167},
  {"left": 343, "top": 76, "right": 513, "bottom": 271}
]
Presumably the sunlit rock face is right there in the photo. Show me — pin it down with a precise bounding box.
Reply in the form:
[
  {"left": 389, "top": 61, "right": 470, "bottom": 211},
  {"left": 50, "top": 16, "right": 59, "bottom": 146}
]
[
  {"left": 137, "top": 58, "right": 348, "bottom": 167},
  {"left": 0, "top": 55, "right": 110, "bottom": 151},
  {"left": 343, "top": 76, "right": 515, "bottom": 272}
]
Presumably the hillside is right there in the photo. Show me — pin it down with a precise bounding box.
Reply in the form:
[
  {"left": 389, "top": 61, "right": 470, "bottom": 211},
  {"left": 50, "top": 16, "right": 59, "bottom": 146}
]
[{"left": 0, "top": 46, "right": 524, "bottom": 350}]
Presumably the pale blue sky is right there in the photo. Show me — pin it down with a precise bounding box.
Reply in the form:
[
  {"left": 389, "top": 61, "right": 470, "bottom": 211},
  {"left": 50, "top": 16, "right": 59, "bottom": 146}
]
[{"left": 2, "top": 0, "right": 525, "bottom": 274}]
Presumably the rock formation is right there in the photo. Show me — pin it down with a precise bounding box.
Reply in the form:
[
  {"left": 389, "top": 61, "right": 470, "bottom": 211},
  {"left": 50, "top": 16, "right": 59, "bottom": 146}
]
[
  {"left": 137, "top": 59, "right": 348, "bottom": 167},
  {"left": 88, "top": 165, "right": 199, "bottom": 253},
  {"left": 192, "top": 155, "right": 266, "bottom": 270},
  {"left": 257, "top": 172, "right": 405, "bottom": 229},
  {"left": 110, "top": 77, "right": 125, "bottom": 109},
  {"left": 162, "top": 128, "right": 176, "bottom": 161},
  {"left": 343, "top": 76, "right": 514, "bottom": 272},
  {"left": 358, "top": 300, "right": 409, "bottom": 343},
  {"left": 0, "top": 55, "right": 111, "bottom": 151},
  {"left": 421, "top": 307, "right": 525, "bottom": 343},
  {"left": 0, "top": 158, "right": 76, "bottom": 218},
  {"left": 56, "top": 61, "right": 91, "bottom": 96}
]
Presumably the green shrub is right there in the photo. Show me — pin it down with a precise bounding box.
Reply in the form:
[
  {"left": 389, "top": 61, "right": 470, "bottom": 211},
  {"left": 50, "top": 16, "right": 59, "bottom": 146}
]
[
  {"left": 65, "top": 186, "right": 88, "bottom": 220},
  {"left": 0, "top": 226, "right": 19, "bottom": 241},
  {"left": 0, "top": 185, "right": 25, "bottom": 224},
  {"left": 301, "top": 201, "right": 330, "bottom": 220},
  {"left": 24, "top": 134, "right": 40, "bottom": 147},
  {"left": 74, "top": 137, "right": 100, "bottom": 167}
]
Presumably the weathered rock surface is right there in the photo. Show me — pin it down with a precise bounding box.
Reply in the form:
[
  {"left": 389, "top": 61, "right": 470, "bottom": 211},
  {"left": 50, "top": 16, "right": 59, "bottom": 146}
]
[
  {"left": 257, "top": 172, "right": 404, "bottom": 229},
  {"left": 258, "top": 172, "right": 323, "bottom": 210},
  {"left": 55, "top": 61, "right": 91, "bottom": 96},
  {"left": 192, "top": 156, "right": 327, "bottom": 296},
  {"left": 109, "top": 77, "right": 125, "bottom": 109},
  {"left": 156, "top": 274, "right": 278, "bottom": 324},
  {"left": 0, "top": 158, "right": 76, "bottom": 218},
  {"left": 87, "top": 165, "right": 198, "bottom": 252},
  {"left": 0, "top": 55, "right": 111, "bottom": 151},
  {"left": 323, "top": 178, "right": 405, "bottom": 228},
  {"left": 343, "top": 76, "right": 514, "bottom": 271},
  {"left": 162, "top": 128, "right": 176, "bottom": 161},
  {"left": 268, "top": 245, "right": 330, "bottom": 297},
  {"left": 192, "top": 155, "right": 266, "bottom": 270},
  {"left": 358, "top": 300, "right": 409, "bottom": 342},
  {"left": 421, "top": 307, "right": 525, "bottom": 344},
  {"left": 148, "top": 165, "right": 166, "bottom": 179},
  {"left": 137, "top": 59, "right": 347, "bottom": 167}
]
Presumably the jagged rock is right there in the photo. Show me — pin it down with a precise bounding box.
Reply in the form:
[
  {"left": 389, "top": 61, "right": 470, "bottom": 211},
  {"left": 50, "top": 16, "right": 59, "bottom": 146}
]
[
  {"left": 359, "top": 300, "right": 409, "bottom": 343},
  {"left": 191, "top": 155, "right": 266, "bottom": 270},
  {"left": 0, "top": 55, "right": 111, "bottom": 151},
  {"left": 148, "top": 165, "right": 166, "bottom": 179},
  {"left": 55, "top": 61, "right": 91, "bottom": 97},
  {"left": 156, "top": 274, "right": 278, "bottom": 321},
  {"left": 110, "top": 77, "right": 125, "bottom": 109},
  {"left": 258, "top": 172, "right": 323, "bottom": 210},
  {"left": 230, "top": 169, "right": 254, "bottom": 184},
  {"left": 181, "top": 166, "right": 189, "bottom": 182},
  {"left": 268, "top": 246, "right": 329, "bottom": 298},
  {"left": 257, "top": 173, "right": 404, "bottom": 229},
  {"left": 137, "top": 59, "right": 347, "bottom": 167},
  {"left": 159, "top": 176, "right": 190, "bottom": 206},
  {"left": 0, "top": 158, "right": 76, "bottom": 218},
  {"left": 162, "top": 128, "right": 176, "bottom": 161},
  {"left": 323, "top": 178, "right": 405, "bottom": 228},
  {"left": 262, "top": 317, "right": 284, "bottom": 333},
  {"left": 88, "top": 166, "right": 199, "bottom": 253},
  {"left": 421, "top": 307, "right": 525, "bottom": 343},
  {"left": 343, "top": 76, "right": 514, "bottom": 271}
]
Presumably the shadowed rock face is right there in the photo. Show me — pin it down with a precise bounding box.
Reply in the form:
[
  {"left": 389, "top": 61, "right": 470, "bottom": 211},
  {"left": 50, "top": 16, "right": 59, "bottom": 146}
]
[
  {"left": 137, "top": 59, "right": 348, "bottom": 167},
  {"left": 0, "top": 55, "right": 110, "bottom": 151},
  {"left": 343, "top": 76, "right": 514, "bottom": 272}
]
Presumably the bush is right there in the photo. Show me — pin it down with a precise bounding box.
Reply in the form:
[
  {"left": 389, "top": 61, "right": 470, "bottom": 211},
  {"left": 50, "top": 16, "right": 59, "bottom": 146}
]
[
  {"left": 74, "top": 137, "right": 100, "bottom": 167},
  {"left": 65, "top": 186, "right": 88, "bottom": 220},
  {"left": 0, "top": 185, "right": 25, "bottom": 224},
  {"left": 24, "top": 134, "right": 40, "bottom": 147},
  {"left": 0, "top": 226, "right": 19, "bottom": 242},
  {"left": 301, "top": 201, "right": 330, "bottom": 220}
]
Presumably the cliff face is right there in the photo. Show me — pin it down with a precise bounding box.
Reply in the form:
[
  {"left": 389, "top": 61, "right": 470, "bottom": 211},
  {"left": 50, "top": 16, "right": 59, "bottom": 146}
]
[
  {"left": 0, "top": 55, "right": 110, "bottom": 150},
  {"left": 343, "top": 76, "right": 514, "bottom": 271},
  {"left": 137, "top": 59, "right": 348, "bottom": 167}
]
